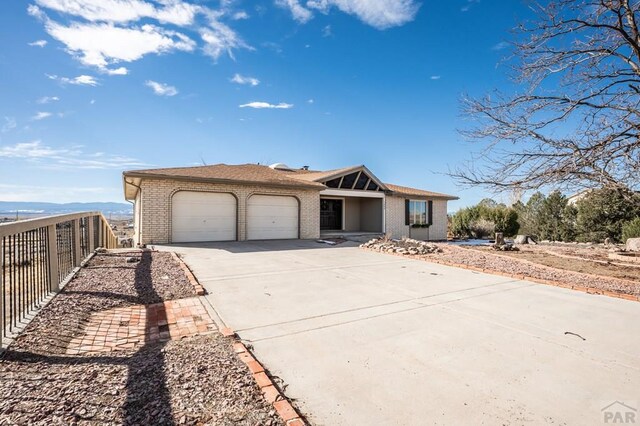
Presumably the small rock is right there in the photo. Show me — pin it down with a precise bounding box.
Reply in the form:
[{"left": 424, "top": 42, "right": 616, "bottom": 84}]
[{"left": 126, "top": 257, "right": 140, "bottom": 263}]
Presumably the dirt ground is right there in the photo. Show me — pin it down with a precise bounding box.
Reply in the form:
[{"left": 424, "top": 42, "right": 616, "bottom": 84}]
[{"left": 468, "top": 244, "right": 640, "bottom": 283}]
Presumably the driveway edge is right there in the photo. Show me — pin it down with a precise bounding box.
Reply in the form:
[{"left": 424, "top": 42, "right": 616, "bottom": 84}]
[
  {"left": 224, "top": 330, "right": 307, "bottom": 425},
  {"left": 171, "top": 252, "right": 206, "bottom": 296}
]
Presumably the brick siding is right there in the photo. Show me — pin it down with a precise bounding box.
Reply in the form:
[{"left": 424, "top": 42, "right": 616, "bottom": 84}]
[
  {"left": 385, "top": 195, "right": 449, "bottom": 241},
  {"left": 136, "top": 178, "right": 449, "bottom": 244},
  {"left": 137, "top": 178, "right": 320, "bottom": 245}
]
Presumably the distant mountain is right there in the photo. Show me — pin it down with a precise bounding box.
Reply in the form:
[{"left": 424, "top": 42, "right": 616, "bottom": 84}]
[{"left": 0, "top": 201, "right": 132, "bottom": 217}]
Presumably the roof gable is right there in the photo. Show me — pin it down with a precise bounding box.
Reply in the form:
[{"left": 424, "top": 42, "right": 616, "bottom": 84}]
[{"left": 287, "top": 165, "right": 388, "bottom": 191}]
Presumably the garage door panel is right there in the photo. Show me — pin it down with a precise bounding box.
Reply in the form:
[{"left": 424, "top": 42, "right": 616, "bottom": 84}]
[
  {"left": 172, "top": 192, "right": 236, "bottom": 242},
  {"left": 247, "top": 195, "right": 299, "bottom": 240}
]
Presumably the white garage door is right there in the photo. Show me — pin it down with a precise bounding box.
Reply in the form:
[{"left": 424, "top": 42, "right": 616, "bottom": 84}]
[
  {"left": 172, "top": 191, "right": 236, "bottom": 242},
  {"left": 247, "top": 195, "right": 299, "bottom": 240}
]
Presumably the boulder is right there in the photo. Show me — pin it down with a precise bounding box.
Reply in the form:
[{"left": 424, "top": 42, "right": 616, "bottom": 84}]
[
  {"left": 514, "top": 235, "right": 537, "bottom": 245},
  {"left": 627, "top": 238, "right": 640, "bottom": 252}
]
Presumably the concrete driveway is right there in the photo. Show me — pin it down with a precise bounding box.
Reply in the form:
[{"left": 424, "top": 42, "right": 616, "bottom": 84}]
[{"left": 164, "top": 240, "right": 640, "bottom": 425}]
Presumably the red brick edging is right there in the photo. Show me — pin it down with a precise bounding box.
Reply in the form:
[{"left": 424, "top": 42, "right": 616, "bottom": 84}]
[
  {"left": 170, "top": 252, "right": 206, "bottom": 296},
  {"left": 222, "top": 328, "right": 306, "bottom": 425},
  {"left": 364, "top": 248, "right": 640, "bottom": 303}
]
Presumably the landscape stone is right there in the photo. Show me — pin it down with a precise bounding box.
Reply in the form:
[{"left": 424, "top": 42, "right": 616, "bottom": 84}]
[{"left": 627, "top": 238, "right": 640, "bottom": 252}]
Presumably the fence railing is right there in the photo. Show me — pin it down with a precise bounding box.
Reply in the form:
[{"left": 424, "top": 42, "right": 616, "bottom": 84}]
[{"left": 0, "top": 211, "right": 119, "bottom": 347}]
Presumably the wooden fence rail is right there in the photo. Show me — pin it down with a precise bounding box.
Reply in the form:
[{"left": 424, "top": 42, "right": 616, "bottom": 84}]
[{"left": 0, "top": 211, "right": 118, "bottom": 348}]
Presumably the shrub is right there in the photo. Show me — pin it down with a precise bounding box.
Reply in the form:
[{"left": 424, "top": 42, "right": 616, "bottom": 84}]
[
  {"left": 576, "top": 188, "right": 640, "bottom": 242},
  {"left": 469, "top": 218, "right": 495, "bottom": 239},
  {"left": 451, "top": 202, "right": 519, "bottom": 238},
  {"left": 622, "top": 217, "right": 640, "bottom": 242},
  {"left": 487, "top": 207, "right": 519, "bottom": 236},
  {"left": 451, "top": 207, "right": 480, "bottom": 238}
]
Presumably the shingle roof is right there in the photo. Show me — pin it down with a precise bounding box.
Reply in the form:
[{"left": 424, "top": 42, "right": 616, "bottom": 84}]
[
  {"left": 123, "top": 164, "right": 325, "bottom": 189},
  {"left": 123, "top": 163, "right": 458, "bottom": 199},
  {"left": 384, "top": 183, "right": 459, "bottom": 200}
]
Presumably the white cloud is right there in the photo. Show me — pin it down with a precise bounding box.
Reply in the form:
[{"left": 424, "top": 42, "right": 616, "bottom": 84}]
[
  {"left": 0, "top": 141, "right": 67, "bottom": 158},
  {"left": 27, "top": 4, "right": 46, "bottom": 19},
  {"left": 491, "top": 41, "right": 509, "bottom": 51},
  {"left": 32, "top": 112, "right": 53, "bottom": 121},
  {"left": 230, "top": 73, "right": 260, "bottom": 86},
  {"left": 28, "top": 39, "right": 48, "bottom": 47},
  {"left": 30, "top": 1, "right": 249, "bottom": 71},
  {"left": 0, "top": 183, "right": 121, "bottom": 203},
  {"left": 0, "top": 140, "right": 147, "bottom": 170},
  {"left": 72, "top": 75, "right": 99, "bottom": 85},
  {"left": 199, "top": 16, "right": 251, "bottom": 61},
  {"left": 307, "top": 98, "right": 314, "bottom": 103},
  {"left": 276, "top": 0, "right": 313, "bottom": 23},
  {"left": 104, "top": 66, "right": 129, "bottom": 75},
  {"left": 430, "top": 75, "right": 441, "bottom": 80},
  {"left": 37, "top": 96, "right": 60, "bottom": 104},
  {"left": 90, "top": 99, "right": 96, "bottom": 104},
  {"left": 322, "top": 24, "right": 332, "bottom": 37},
  {"left": 33, "top": 0, "right": 199, "bottom": 26},
  {"left": 239, "top": 101, "right": 293, "bottom": 109},
  {"left": 461, "top": 0, "right": 480, "bottom": 12},
  {"left": 145, "top": 80, "right": 178, "bottom": 96},
  {"left": 278, "top": 0, "right": 419, "bottom": 29},
  {"left": 44, "top": 21, "right": 195, "bottom": 69},
  {"left": 2, "top": 117, "right": 17, "bottom": 133},
  {"left": 232, "top": 10, "right": 249, "bottom": 20},
  {"left": 47, "top": 74, "right": 99, "bottom": 86}
]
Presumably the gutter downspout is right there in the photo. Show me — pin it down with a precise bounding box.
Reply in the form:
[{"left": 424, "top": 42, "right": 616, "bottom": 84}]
[{"left": 124, "top": 178, "right": 143, "bottom": 247}]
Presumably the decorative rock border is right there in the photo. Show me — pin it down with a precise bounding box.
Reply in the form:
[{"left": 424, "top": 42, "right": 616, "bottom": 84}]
[
  {"left": 222, "top": 329, "right": 307, "bottom": 425},
  {"left": 360, "top": 238, "right": 442, "bottom": 255},
  {"left": 363, "top": 247, "right": 640, "bottom": 303},
  {"left": 171, "top": 252, "right": 206, "bottom": 296}
]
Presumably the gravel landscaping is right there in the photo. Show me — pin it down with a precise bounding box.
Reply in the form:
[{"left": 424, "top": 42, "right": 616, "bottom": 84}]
[
  {"left": 7, "top": 250, "right": 195, "bottom": 355},
  {"left": 0, "top": 250, "right": 283, "bottom": 425},
  {"left": 469, "top": 245, "right": 640, "bottom": 283},
  {"left": 363, "top": 238, "right": 640, "bottom": 297}
]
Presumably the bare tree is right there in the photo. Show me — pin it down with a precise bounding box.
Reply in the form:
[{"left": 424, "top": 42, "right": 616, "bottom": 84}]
[{"left": 453, "top": 0, "right": 640, "bottom": 198}]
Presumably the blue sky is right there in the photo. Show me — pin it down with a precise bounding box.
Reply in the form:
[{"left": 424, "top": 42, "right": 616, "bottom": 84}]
[{"left": 0, "top": 0, "right": 532, "bottom": 210}]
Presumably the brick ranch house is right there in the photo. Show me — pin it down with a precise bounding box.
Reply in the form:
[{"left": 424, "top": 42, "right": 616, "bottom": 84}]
[{"left": 122, "top": 163, "right": 458, "bottom": 245}]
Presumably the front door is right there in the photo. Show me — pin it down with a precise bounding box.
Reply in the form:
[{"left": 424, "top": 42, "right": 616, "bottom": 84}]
[{"left": 320, "top": 199, "right": 343, "bottom": 231}]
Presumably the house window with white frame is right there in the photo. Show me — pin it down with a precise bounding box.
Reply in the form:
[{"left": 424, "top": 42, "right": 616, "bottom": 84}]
[{"left": 409, "top": 200, "right": 428, "bottom": 225}]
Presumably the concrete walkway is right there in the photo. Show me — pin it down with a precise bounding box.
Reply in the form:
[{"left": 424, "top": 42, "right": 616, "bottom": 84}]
[{"left": 162, "top": 240, "right": 640, "bottom": 425}]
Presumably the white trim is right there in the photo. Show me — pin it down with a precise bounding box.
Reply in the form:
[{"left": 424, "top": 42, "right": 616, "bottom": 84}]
[
  {"left": 382, "top": 196, "right": 386, "bottom": 234},
  {"left": 351, "top": 171, "right": 361, "bottom": 189},
  {"left": 320, "top": 189, "right": 385, "bottom": 198}
]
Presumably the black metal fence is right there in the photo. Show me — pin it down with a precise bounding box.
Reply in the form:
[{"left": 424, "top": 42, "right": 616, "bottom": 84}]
[{"left": 1, "top": 212, "right": 119, "bottom": 347}]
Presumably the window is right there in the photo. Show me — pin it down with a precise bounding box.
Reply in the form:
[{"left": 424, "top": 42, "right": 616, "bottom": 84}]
[
  {"left": 409, "top": 200, "right": 427, "bottom": 225},
  {"left": 354, "top": 173, "right": 369, "bottom": 190},
  {"left": 340, "top": 172, "right": 359, "bottom": 188},
  {"left": 325, "top": 177, "right": 341, "bottom": 188}
]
